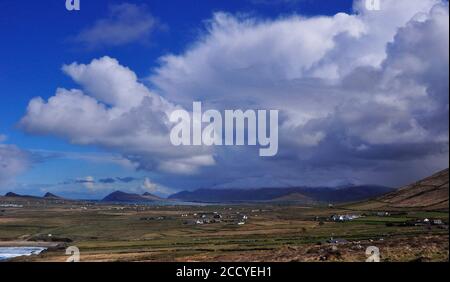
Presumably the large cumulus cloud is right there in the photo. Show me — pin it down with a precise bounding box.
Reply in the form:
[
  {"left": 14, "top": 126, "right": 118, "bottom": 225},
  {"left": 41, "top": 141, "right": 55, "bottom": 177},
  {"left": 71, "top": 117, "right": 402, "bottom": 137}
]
[
  {"left": 20, "top": 0, "right": 449, "bottom": 188},
  {"left": 19, "top": 57, "right": 214, "bottom": 175}
]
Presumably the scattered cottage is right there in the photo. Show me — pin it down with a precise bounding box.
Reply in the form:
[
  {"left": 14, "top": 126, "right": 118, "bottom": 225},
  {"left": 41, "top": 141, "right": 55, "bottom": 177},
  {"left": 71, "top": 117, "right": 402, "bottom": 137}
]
[
  {"left": 331, "top": 214, "right": 360, "bottom": 222},
  {"left": 328, "top": 238, "right": 348, "bottom": 244},
  {"left": 432, "top": 219, "right": 443, "bottom": 225}
]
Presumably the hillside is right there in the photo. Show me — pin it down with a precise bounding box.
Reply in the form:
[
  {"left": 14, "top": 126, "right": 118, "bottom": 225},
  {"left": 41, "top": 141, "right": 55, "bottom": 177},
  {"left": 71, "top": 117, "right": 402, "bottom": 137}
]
[
  {"left": 378, "top": 168, "right": 449, "bottom": 210},
  {"left": 142, "top": 192, "right": 163, "bottom": 201},
  {"left": 3, "top": 192, "right": 40, "bottom": 199},
  {"left": 348, "top": 168, "right": 449, "bottom": 211},
  {"left": 272, "top": 192, "right": 314, "bottom": 203},
  {"left": 0, "top": 192, "right": 70, "bottom": 204},
  {"left": 101, "top": 191, "right": 163, "bottom": 203},
  {"left": 43, "top": 192, "right": 64, "bottom": 200}
]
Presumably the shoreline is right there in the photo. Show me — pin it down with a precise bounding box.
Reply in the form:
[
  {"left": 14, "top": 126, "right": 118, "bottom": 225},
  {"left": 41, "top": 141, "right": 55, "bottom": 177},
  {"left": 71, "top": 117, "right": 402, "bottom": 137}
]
[{"left": 0, "top": 241, "right": 63, "bottom": 248}]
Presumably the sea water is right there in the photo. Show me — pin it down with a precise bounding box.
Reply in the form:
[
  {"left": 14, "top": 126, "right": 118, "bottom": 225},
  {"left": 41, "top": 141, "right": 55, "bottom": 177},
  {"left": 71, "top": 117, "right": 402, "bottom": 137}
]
[{"left": 0, "top": 247, "right": 46, "bottom": 261}]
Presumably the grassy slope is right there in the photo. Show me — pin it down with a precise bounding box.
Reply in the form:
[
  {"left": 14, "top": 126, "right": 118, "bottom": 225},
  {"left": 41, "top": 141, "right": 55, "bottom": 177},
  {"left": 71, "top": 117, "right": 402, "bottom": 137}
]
[{"left": 345, "top": 169, "right": 449, "bottom": 212}]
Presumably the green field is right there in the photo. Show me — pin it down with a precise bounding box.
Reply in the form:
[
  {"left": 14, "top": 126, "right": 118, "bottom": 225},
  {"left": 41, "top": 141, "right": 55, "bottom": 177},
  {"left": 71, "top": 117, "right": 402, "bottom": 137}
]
[{"left": 0, "top": 199, "right": 448, "bottom": 262}]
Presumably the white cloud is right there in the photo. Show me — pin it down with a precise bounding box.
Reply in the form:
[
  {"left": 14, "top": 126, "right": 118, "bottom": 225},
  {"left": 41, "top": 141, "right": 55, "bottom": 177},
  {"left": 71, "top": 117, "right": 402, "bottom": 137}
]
[
  {"left": 141, "top": 177, "right": 173, "bottom": 195},
  {"left": 151, "top": 11, "right": 366, "bottom": 105},
  {"left": 31, "top": 150, "right": 138, "bottom": 170},
  {"left": 20, "top": 0, "right": 449, "bottom": 188},
  {"left": 148, "top": 0, "right": 448, "bottom": 185},
  {"left": 20, "top": 57, "right": 215, "bottom": 175},
  {"left": 158, "top": 155, "right": 216, "bottom": 175},
  {"left": 62, "top": 57, "right": 150, "bottom": 109},
  {"left": 151, "top": 0, "right": 444, "bottom": 104},
  {"left": 149, "top": 1, "right": 447, "bottom": 151},
  {"left": 0, "top": 135, "right": 32, "bottom": 187},
  {"left": 80, "top": 176, "right": 95, "bottom": 190},
  {"left": 73, "top": 3, "right": 160, "bottom": 49}
]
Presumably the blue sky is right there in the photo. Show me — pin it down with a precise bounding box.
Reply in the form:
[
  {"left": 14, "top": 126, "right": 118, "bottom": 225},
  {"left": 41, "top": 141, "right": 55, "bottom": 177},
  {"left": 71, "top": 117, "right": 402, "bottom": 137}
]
[{"left": 0, "top": 0, "right": 448, "bottom": 199}]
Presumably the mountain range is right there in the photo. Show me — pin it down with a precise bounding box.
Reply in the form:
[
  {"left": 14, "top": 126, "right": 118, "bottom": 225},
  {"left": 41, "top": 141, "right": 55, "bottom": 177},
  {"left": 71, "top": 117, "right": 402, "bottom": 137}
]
[
  {"left": 168, "top": 185, "right": 395, "bottom": 204},
  {"left": 3, "top": 192, "right": 65, "bottom": 200},
  {"left": 2, "top": 168, "right": 448, "bottom": 208},
  {"left": 101, "top": 191, "right": 163, "bottom": 203}
]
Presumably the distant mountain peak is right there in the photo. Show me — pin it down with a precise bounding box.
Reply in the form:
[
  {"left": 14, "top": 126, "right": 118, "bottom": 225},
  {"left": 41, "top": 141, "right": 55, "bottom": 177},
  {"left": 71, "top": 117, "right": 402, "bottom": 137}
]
[
  {"left": 109, "top": 190, "right": 127, "bottom": 196},
  {"left": 43, "top": 192, "right": 62, "bottom": 199},
  {"left": 102, "top": 190, "right": 162, "bottom": 203},
  {"left": 142, "top": 192, "right": 162, "bottom": 201},
  {"left": 4, "top": 192, "right": 40, "bottom": 199},
  {"left": 5, "top": 192, "right": 20, "bottom": 197}
]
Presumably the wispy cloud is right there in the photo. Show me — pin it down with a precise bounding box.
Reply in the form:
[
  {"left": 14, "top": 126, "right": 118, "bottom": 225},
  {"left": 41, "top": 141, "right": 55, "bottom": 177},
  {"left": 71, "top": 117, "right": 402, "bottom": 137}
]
[
  {"left": 29, "top": 149, "right": 138, "bottom": 170},
  {"left": 0, "top": 134, "right": 34, "bottom": 187},
  {"left": 98, "top": 178, "right": 116, "bottom": 184},
  {"left": 76, "top": 176, "right": 95, "bottom": 189},
  {"left": 141, "top": 177, "right": 173, "bottom": 196},
  {"left": 116, "top": 177, "right": 138, "bottom": 183},
  {"left": 72, "top": 3, "right": 162, "bottom": 49},
  {"left": 98, "top": 176, "right": 138, "bottom": 184}
]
